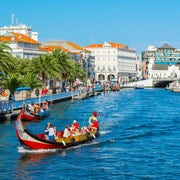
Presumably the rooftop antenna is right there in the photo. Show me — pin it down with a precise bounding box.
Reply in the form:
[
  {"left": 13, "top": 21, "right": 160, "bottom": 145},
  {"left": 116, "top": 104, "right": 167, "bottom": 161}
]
[{"left": 11, "top": 13, "right": 14, "bottom": 25}]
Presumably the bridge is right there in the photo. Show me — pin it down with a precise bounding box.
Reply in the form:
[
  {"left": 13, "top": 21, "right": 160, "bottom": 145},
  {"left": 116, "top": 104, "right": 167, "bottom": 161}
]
[
  {"left": 153, "top": 78, "right": 177, "bottom": 87},
  {"left": 122, "top": 78, "right": 177, "bottom": 88}
]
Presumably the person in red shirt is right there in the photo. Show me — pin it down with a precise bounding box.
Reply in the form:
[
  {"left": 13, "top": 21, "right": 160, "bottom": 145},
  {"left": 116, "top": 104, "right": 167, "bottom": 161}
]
[
  {"left": 71, "top": 120, "right": 80, "bottom": 134},
  {"left": 88, "top": 112, "right": 99, "bottom": 131},
  {"left": 91, "top": 119, "right": 99, "bottom": 129}
]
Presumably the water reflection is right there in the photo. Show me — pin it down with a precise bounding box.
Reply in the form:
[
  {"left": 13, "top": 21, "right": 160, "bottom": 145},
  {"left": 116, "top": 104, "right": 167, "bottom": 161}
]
[
  {"left": 15, "top": 149, "right": 67, "bottom": 179},
  {"left": 18, "top": 152, "right": 55, "bottom": 166}
]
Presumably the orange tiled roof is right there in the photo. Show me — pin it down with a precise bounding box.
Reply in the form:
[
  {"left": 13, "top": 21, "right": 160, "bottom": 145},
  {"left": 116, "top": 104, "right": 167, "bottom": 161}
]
[
  {"left": 109, "top": 42, "right": 126, "bottom": 48},
  {"left": 86, "top": 44, "right": 103, "bottom": 48},
  {"left": 0, "top": 32, "right": 40, "bottom": 45},
  {"left": 40, "top": 45, "right": 69, "bottom": 53},
  {"left": 67, "top": 42, "right": 84, "bottom": 50},
  {"left": 86, "top": 42, "right": 126, "bottom": 49}
]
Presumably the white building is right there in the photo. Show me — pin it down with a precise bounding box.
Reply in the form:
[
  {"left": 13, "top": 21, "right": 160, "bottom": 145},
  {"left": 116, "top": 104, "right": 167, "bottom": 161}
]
[
  {"left": 0, "top": 16, "right": 46, "bottom": 59},
  {"left": 0, "top": 32, "right": 45, "bottom": 59},
  {"left": 86, "top": 42, "right": 137, "bottom": 83},
  {"left": 142, "top": 44, "right": 180, "bottom": 79},
  {"left": 147, "top": 57, "right": 180, "bottom": 79},
  {"left": 0, "top": 24, "right": 38, "bottom": 41},
  {"left": 0, "top": 14, "right": 38, "bottom": 41}
]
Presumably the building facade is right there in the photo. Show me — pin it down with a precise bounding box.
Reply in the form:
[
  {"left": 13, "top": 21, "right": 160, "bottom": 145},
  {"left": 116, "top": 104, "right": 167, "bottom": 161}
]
[
  {"left": 142, "top": 43, "right": 180, "bottom": 79},
  {"left": 0, "top": 20, "right": 46, "bottom": 59},
  {"left": 0, "top": 32, "right": 45, "bottom": 59},
  {"left": 86, "top": 42, "right": 137, "bottom": 83},
  {"left": 0, "top": 24, "right": 38, "bottom": 41}
]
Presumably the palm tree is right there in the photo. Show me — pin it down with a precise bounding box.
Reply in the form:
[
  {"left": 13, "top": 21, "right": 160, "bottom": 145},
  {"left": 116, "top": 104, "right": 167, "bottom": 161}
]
[
  {"left": 66, "top": 61, "right": 86, "bottom": 89},
  {"left": 21, "top": 73, "right": 43, "bottom": 98},
  {"left": 50, "top": 49, "right": 71, "bottom": 88},
  {"left": 52, "top": 49, "right": 71, "bottom": 76},
  {"left": 21, "top": 73, "right": 42, "bottom": 89},
  {"left": 0, "top": 41, "right": 15, "bottom": 75},
  {"left": 31, "top": 53, "right": 61, "bottom": 88},
  {"left": 13, "top": 58, "right": 31, "bottom": 75},
  {"left": 0, "top": 73, "right": 22, "bottom": 100}
]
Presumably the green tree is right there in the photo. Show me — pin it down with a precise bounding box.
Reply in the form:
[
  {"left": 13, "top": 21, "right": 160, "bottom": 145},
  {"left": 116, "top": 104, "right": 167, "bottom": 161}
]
[
  {"left": 21, "top": 73, "right": 42, "bottom": 89},
  {"left": 0, "top": 73, "right": 22, "bottom": 100},
  {"left": 31, "top": 53, "right": 61, "bottom": 88},
  {"left": 20, "top": 73, "right": 43, "bottom": 98},
  {"left": 0, "top": 41, "right": 15, "bottom": 75},
  {"left": 13, "top": 58, "right": 31, "bottom": 75},
  {"left": 66, "top": 61, "right": 86, "bottom": 89},
  {"left": 50, "top": 49, "right": 71, "bottom": 88}
]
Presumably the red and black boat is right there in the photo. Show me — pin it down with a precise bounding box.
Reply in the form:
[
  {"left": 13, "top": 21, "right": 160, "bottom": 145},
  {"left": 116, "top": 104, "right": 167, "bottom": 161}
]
[
  {"left": 20, "top": 105, "right": 50, "bottom": 121},
  {"left": 15, "top": 113, "right": 99, "bottom": 150}
]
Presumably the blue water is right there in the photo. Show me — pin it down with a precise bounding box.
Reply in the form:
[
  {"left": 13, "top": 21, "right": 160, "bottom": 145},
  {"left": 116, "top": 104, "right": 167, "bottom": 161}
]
[{"left": 0, "top": 89, "right": 179, "bottom": 179}]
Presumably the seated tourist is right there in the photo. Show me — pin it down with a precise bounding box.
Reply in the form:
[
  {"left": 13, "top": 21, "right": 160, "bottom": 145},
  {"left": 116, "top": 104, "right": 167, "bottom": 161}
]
[
  {"left": 71, "top": 120, "right": 80, "bottom": 135},
  {"left": 34, "top": 103, "right": 40, "bottom": 114},
  {"left": 26, "top": 103, "right": 31, "bottom": 112},
  {"left": 53, "top": 126, "right": 58, "bottom": 140},
  {"left": 80, "top": 126, "right": 89, "bottom": 134},
  {"left": 30, "top": 103, "right": 35, "bottom": 114},
  {"left": 42, "top": 100, "right": 49, "bottom": 110},
  {"left": 63, "top": 125, "right": 72, "bottom": 137}
]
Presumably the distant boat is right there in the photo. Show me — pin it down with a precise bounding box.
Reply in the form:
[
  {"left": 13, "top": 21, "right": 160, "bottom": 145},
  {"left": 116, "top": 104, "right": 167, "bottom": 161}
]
[
  {"left": 134, "top": 85, "right": 144, "bottom": 89},
  {"left": 166, "top": 80, "right": 180, "bottom": 91},
  {"left": 20, "top": 104, "right": 50, "bottom": 121},
  {"left": 171, "top": 86, "right": 180, "bottom": 93}
]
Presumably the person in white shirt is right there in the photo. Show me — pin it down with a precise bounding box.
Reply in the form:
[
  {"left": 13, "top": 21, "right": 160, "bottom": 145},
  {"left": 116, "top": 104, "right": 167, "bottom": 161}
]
[
  {"left": 45, "top": 123, "right": 55, "bottom": 140},
  {"left": 48, "top": 126, "right": 55, "bottom": 140},
  {"left": 63, "top": 125, "right": 72, "bottom": 137}
]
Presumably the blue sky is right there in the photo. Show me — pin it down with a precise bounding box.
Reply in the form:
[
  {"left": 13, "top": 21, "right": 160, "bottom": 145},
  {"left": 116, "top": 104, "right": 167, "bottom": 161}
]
[{"left": 1, "top": 0, "right": 180, "bottom": 54}]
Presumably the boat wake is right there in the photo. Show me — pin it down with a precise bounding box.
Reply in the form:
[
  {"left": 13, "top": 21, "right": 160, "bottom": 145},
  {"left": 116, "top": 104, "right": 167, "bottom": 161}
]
[
  {"left": 18, "top": 146, "right": 58, "bottom": 154},
  {"left": 100, "top": 130, "right": 111, "bottom": 135}
]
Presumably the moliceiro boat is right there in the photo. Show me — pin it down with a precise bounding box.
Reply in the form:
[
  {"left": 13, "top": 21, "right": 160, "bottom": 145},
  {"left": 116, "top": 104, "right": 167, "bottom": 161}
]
[
  {"left": 15, "top": 113, "right": 99, "bottom": 150},
  {"left": 20, "top": 107, "right": 50, "bottom": 121},
  {"left": 20, "top": 103, "right": 50, "bottom": 121}
]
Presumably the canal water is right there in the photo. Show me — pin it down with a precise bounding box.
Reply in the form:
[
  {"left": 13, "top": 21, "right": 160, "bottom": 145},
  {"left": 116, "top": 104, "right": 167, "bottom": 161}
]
[{"left": 0, "top": 88, "right": 179, "bottom": 179}]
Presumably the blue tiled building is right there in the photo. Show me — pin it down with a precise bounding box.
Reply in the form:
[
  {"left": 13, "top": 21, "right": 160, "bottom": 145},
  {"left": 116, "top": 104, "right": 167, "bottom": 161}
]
[{"left": 141, "top": 43, "right": 180, "bottom": 79}]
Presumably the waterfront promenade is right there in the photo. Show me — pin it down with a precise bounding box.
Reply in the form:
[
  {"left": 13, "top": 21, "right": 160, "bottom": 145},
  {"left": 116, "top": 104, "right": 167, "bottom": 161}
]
[{"left": 0, "top": 86, "right": 104, "bottom": 118}]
